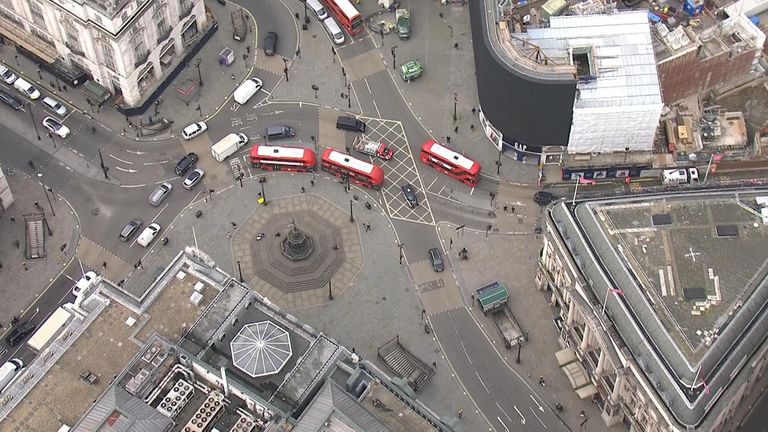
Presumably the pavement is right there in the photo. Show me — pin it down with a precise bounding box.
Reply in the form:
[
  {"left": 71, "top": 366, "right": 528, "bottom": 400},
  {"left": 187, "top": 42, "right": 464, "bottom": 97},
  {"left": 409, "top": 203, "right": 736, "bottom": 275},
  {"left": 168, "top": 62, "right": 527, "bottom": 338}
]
[{"left": 0, "top": 169, "right": 79, "bottom": 330}]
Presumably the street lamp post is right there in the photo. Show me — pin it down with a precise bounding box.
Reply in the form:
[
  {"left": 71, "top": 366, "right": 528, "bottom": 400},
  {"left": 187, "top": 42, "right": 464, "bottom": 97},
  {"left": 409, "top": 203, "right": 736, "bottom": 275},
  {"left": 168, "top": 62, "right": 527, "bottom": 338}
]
[
  {"left": 37, "top": 173, "right": 55, "bottom": 216},
  {"left": 311, "top": 84, "right": 319, "bottom": 99},
  {"left": 347, "top": 84, "right": 351, "bottom": 109},
  {"left": 485, "top": 224, "right": 492, "bottom": 239},
  {"left": 516, "top": 338, "right": 522, "bottom": 363},
  {"left": 28, "top": 103, "right": 41, "bottom": 140},
  {"left": 194, "top": 58, "right": 203, "bottom": 86},
  {"left": 453, "top": 93, "right": 458, "bottom": 122},
  {"left": 311, "top": 135, "right": 317, "bottom": 152},
  {"left": 97, "top": 148, "right": 109, "bottom": 180},
  {"left": 398, "top": 243, "right": 404, "bottom": 265},
  {"left": 328, "top": 278, "right": 333, "bottom": 300},
  {"left": 391, "top": 46, "right": 397, "bottom": 70},
  {"left": 237, "top": 260, "right": 244, "bottom": 282},
  {"left": 496, "top": 148, "right": 502, "bottom": 175},
  {"left": 349, "top": 200, "right": 354, "bottom": 223},
  {"left": 260, "top": 182, "right": 267, "bottom": 205}
]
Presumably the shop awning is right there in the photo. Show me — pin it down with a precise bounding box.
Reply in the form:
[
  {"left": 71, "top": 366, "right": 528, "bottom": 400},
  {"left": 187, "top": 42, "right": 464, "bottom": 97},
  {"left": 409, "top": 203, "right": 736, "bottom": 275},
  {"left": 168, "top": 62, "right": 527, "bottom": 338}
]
[
  {"left": 555, "top": 348, "right": 577, "bottom": 367},
  {"left": 575, "top": 384, "right": 598, "bottom": 399},
  {"left": 0, "top": 17, "right": 57, "bottom": 63},
  {"left": 561, "top": 361, "right": 590, "bottom": 389}
]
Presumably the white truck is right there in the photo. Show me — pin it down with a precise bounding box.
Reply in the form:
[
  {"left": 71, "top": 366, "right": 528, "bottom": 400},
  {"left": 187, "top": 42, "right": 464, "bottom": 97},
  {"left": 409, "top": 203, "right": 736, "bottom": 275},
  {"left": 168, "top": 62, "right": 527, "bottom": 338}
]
[
  {"left": 211, "top": 133, "right": 248, "bottom": 162},
  {"left": 352, "top": 139, "right": 394, "bottom": 160},
  {"left": 0, "top": 359, "right": 23, "bottom": 394}
]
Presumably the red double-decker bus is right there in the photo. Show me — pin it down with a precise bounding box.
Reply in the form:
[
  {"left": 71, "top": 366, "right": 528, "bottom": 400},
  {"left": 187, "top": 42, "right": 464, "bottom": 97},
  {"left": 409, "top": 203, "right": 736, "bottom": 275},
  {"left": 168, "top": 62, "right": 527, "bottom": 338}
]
[
  {"left": 250, "top": 145, "right": 316, "bottom": 172},
  {"left": 324, "top": 0, "right": 363, "bottom": 35},
  {"left": 321, "top": 148, "right": 384, "bottom": 189},
  {"left": 420, "top": 139, "right": 481, "bottom": 186}
]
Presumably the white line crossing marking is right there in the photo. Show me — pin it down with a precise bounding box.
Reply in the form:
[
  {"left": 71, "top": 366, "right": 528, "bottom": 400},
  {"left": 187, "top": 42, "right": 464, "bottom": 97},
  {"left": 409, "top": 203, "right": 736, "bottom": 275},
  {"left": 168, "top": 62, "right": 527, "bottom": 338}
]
[{"left": 529, "top": 406, "right": 547, "bottom": 428}]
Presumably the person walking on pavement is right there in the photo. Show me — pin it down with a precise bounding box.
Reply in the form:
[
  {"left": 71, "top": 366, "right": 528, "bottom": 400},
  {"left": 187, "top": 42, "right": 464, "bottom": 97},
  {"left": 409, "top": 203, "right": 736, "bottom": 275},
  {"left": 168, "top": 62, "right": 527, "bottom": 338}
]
[
  {"left": 471, "top": 293, "right": 475, "bottom": 306},
  {"left": 539, "top": 376, "right": 546, "bottom": 386}
]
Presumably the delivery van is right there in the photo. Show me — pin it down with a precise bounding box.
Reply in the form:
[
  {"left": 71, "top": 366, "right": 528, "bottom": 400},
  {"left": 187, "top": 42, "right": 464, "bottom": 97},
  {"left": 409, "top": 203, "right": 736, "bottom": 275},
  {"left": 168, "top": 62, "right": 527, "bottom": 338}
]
[
  {"left": 211, "top": 133, "right": 248, "bottom": 162},
  {"left": 0, "top": 359, "right": 23, "bottom": 393},
  {"left": 307, "top": 0, "right": 328, "bottom": 20},
  {"left": 323, "top": 17, "right": 345, "bottom": 45}
]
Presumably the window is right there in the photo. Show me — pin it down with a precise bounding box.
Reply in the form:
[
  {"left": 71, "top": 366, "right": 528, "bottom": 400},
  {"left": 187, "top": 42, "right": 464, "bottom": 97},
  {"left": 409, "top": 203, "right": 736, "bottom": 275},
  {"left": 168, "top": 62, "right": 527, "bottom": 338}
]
[
  {"left": 63, "top": 20, "right": 82, "bottom": 53},
  {"left": 99, "top": 40, "right": 116, "bottom": 71},
  {"left": 29, "top": 1, "right": 45, "bottom": 27},
  {"left": 30, "top": 26, "right": 53, "bottom": 46},
  {"left": 131, "top": 27, "right": 148, "bottom": 65},
  {"left": 153, "top": 5, "right": 170, "bottom": 41}
]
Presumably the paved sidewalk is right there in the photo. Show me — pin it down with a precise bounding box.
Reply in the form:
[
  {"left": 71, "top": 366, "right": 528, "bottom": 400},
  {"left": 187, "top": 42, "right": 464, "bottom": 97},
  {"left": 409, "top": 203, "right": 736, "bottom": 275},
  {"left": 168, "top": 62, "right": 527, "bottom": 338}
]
[
  {"left": 0, "top": 169, "right": 80, "bottom": 326},
  {"left": 436, "top": 224, "right": 622, "bottom": 431},
  {"left": 0, "top": 1, "right": 258, "bottom": 141}
]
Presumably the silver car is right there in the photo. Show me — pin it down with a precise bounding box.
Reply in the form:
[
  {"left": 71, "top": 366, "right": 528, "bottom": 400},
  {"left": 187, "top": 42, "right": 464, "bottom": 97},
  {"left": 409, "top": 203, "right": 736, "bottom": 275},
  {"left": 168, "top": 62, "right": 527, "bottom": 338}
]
[
  {"left": 183, "top": 168, "right": 205, "bottom": 190},
  {"left": 148, "top": 182, "right": 172, "bottom": 207}
]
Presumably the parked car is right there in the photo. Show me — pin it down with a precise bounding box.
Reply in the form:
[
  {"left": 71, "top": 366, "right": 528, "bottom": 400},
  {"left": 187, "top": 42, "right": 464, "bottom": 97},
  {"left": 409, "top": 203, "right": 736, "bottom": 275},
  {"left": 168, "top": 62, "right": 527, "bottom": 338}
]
[
  {"left": 0, "top": 89, "right": 23, "bottom": 110},
  {"left": 42, "top": 96, "right": 67, "bottom": 116},
  {"left": 183, "top": 168, "right": 205, "bottom": 190},
  {"left": 137, "top": 223, "right": 161, "bottom": 247},
  {"left": 148, "top": 182, "right": 172, "bottom": 207},
  {"left": 233, "top": 77, "right": 263, "bottom": 105},
  {"left": 401, "top": 183, "right": 419, "bottom": 208},
  {"left": 181, "top": 121, "right": 208, "bottom": 140},
  {"left": 42, "top": 116, "right": 70, "bottom": 138},
  {"left": 264, "top": 32, "right": 278, "bottom": 56},
  {"left": 429, "top": 248, "right": 444, "bottom": 272},
  {"left": 12, "top": 77, "right": 40, "bottom": 100},
  {"left": 175, "top": 152, "right": 199, "bottom": 176},
  {"left": 5, "top": 321, "right": 36, "bottom": 346},
  {"left": 119, "top": 219, "right": 143, "bottom": 241},
  {"left": 0, "top": 65, "right": 17, "bottom": 84},
  {"left": 533, "top": 191, "right": 554, "bottom": 206}
]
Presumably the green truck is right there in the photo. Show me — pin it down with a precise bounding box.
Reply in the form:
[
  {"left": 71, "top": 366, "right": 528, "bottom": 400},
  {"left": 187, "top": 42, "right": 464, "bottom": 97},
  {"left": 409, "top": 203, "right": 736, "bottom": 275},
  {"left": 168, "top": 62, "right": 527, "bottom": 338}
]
[
  {"left": 396, "top": 8, "right": 411, "bottom": 39},
  {"left": 400, "top": 59, "right": 423, "bottom": 82}
]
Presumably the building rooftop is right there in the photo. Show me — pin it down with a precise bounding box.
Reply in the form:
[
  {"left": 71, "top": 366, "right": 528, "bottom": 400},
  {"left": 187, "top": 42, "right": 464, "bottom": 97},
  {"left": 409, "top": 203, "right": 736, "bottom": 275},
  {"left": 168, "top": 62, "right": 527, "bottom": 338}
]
[
  {"left": 521, "top": 12, "right": 663, "bottom": 109},
  {"left": 549, "top": 190, "right": 768, "bottom": 427}
]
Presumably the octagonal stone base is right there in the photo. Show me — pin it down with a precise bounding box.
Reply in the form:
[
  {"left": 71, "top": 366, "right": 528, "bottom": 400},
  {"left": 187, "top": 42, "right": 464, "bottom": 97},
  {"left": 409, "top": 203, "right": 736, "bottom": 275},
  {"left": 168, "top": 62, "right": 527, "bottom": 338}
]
[{"left": 232, "top": 195, "right": 364, "bottom": 309}]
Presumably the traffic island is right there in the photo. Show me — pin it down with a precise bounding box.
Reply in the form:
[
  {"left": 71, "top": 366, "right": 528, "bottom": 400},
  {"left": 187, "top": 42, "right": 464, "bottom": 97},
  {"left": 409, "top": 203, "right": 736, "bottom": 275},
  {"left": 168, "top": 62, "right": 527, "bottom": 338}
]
[{"left": 231, "top": 195, "right": 363, "bottom": 309}]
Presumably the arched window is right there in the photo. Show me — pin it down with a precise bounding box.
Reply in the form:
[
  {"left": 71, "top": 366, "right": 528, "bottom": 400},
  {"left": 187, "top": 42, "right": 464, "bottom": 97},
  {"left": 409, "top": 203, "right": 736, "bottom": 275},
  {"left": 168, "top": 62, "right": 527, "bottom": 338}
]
[{"left": 99, "top": 40, "right": 116, "bottom": 71}]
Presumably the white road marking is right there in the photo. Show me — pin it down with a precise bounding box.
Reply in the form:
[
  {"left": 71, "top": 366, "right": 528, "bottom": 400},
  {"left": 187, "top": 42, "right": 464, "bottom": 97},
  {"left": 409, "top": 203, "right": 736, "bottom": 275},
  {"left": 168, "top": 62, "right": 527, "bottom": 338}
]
[
  {"left": 114, "top": 166, "right": 138, "bottom": 173},
  {"left": 496, "top": 417, "right": 510, "bottom": 432},
  {"left": 143, "top": 160, "right": 168, "bottom": 166},
  {"left": 125, "top": 149, "right": 147, "bottom": 155},
  {"left": 364, "top": 77, "right": 372, "bottom": 94},
  {"left": 460, "top": 341, "right": 472, "bottom": 364},
  {"left": 496, "top": 402, "right": 515, "bottom": 425},
  {"left": 120, "top": 184, "right": 146, "bottom": 188},
  {"left": 529, "top": 406, "right": 547, "bottom": 428},
  {"left": 372, "top": 99, "right": 381, "bottom": 117},
  {"left": 514, "top": 406, "right": 526, "bottom": 425},
  {"left": 530, "top": 394, "right": 544, "bottom": 412},
  {"left": 475, "top": 371, "right": 490, "bottom": 393},
  {"left": 469, "top": 186, "right": 475, "bottom": 195},
  {"left": 109, "top": 154, "right": 133, "bottom": 164}
]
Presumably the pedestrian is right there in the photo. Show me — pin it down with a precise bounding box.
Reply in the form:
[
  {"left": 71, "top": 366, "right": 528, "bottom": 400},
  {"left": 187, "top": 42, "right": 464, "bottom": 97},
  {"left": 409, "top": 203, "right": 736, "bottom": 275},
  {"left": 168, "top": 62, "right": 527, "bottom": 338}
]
[
  {"left": 471, "top": 293, "right": 475, "bottom": 306},
  {"left": 454, "top": 42, "right": 459, "bottom": 49},
  {"left": 23, "top": 261, "right": 28, "bottom": 271},
  {"left": 333, "top": 244, "right": 339, "bottom": 250},
  {"left": 454, "top": 126, "right": 459, "bottom": 134},
  {"left": 539, "top": 376, "right": 546, "bottom": 386},
  {"left": 13, "top": 239, "right": 20, "bottom": 249},
  {"left": 34, "top": 200, "right": 40, "bottom": 209},
  {"left": 0, "top": 261, "right": 3, "bottom": 271},
  {"left": 310, "top": 180, "right": 315, "bottom": 187},
  {"left": 579, "top": 410, "right": 586, "bottom": 418},
  {"left": 472, "top": 107, "right": 477, "bottom": 115},
  {"left": 457, "top": 409, "right": 463, "bottom": 419},
  {"left": 301, "top": 186, "right": 306, "bottom": 193},
  {"left": 296, "top": 48, "right": 301, "bottom": 59},
  {"left": 92, "top": 126, "right": 97, "bottom": 134},
  {"left": 231, "top": 74, "right": 236, "bottom": 81},
  {"left": 102, "top": 261, "right": 107, "bottom": 269},
  {"left": 226, "top": 231, "right": 232, "bottom": 239},
  {"left": 295, "top": 12, "right": 300, "bottom": 19},
  {"left": 9, "top": 216, "right": 14, "bottom": 224},
  {"left": 432, "top": 361, "right": 437, "bottom": 369},
  {"left": 503, "top": 205, "right": 508, "bottom": 212},
  {"left": 511, "top": 206, "right": 516, "bottom": 214},
  {"left": 470, "top": 124, "right": 475, "bottom": 131},
  {"left": 439, "top": 12, "right": 444, "bottom": 19},
  {"left": 446, "top": 136, "right": 451, "bottom": 144}
]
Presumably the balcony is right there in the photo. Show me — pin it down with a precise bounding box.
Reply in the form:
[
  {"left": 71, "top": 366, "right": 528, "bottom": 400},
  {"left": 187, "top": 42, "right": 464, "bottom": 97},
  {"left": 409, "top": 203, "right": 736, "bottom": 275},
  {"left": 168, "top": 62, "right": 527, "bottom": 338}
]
[
  {"left": 65, "top": 40, "right": 84, "bottom": 56},
  {"left": 156, "top": 26, "right": 172, "bottom": 43},
  {"left": 179, "top": 3, "right": 193, "bottom": 19},
  {"left": 134, "top": 49, "right": 150, "bottom": 67}
]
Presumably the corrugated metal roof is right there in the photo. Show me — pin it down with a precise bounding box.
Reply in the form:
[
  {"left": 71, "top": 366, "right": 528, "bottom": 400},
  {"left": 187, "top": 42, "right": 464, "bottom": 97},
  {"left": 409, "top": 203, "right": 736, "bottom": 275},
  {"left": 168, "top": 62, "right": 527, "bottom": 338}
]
[
  {"left": 525, "top": 12, "right": 662, "bottom": 109},
  {"left": 293, "top": 380, "right": 390, "bottom": 432},
  {"left": 72, "top": 386, "right": 173, "bottom": 432}
]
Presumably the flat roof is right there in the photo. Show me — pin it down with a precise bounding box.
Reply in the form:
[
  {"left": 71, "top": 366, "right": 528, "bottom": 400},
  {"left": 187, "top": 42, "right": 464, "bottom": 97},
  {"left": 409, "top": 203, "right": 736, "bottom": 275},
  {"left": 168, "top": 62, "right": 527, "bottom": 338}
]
[{"left": 550, "top": 189, "right": 768, "bottom": 428}]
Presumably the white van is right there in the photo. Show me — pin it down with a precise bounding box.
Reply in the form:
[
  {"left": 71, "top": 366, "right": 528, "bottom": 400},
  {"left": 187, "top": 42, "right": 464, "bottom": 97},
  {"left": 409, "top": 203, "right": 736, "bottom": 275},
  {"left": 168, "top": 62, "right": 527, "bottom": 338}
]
[
  {"left": 137, "top": 223, "right": 161, "bottom": 247},
  {"left": 233, "top": 77, "right": 263, "bottom": 105},
  {"left": 662, "top": 168, "right": 699, "bottom": 184},
  {"left": 307, "top": 0, "right": 328, "bottom": 20},
  {"left": 0, "top": 359, "right": 23, "bottom": 394},
  {"left": 13, "top": 77, "right": 40, "bottom": 100},
  {"left": 323, "top": 17, "right": 345, "bottom": 45},
  {"left": 42, "top": 96, "right": 67, "bottom": 116}
]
